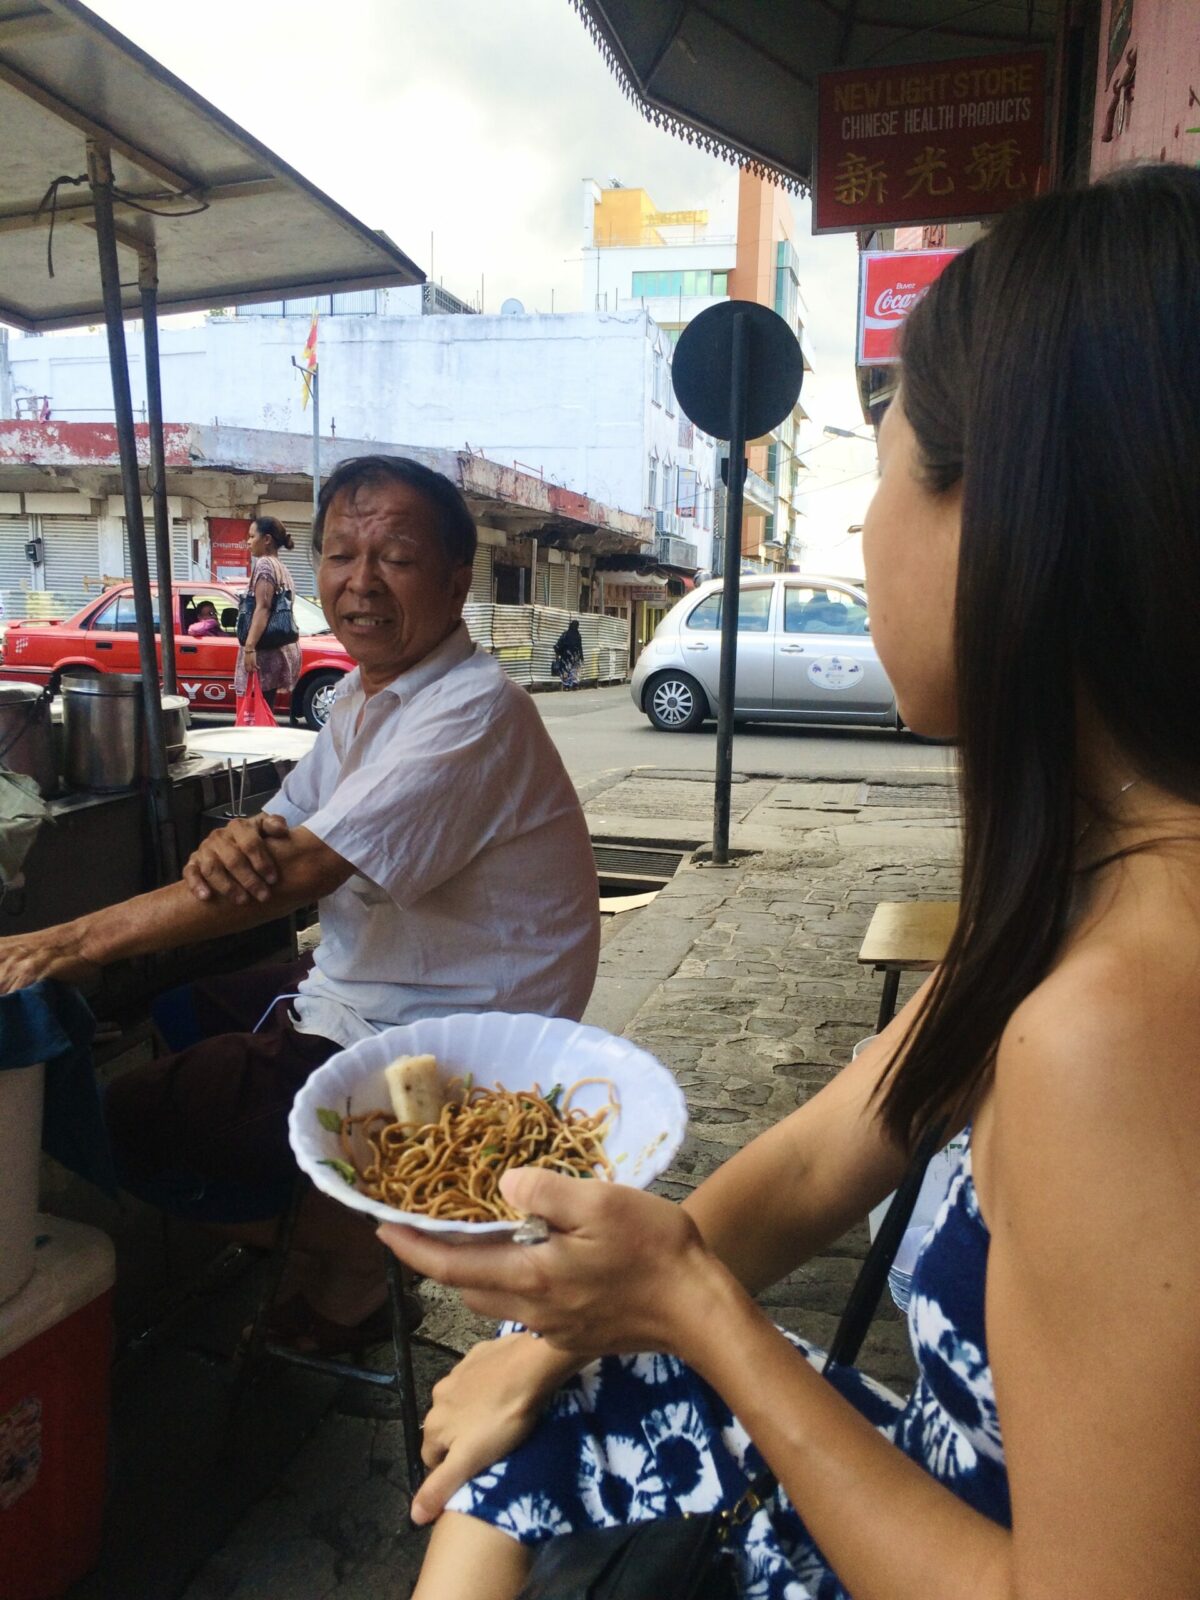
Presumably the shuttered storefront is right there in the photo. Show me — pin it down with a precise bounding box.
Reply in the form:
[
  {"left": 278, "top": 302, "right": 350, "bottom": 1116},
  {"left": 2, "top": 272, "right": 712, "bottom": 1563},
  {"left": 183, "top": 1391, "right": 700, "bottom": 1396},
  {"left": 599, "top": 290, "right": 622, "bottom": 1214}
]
[
  {"left": 470, "top": 544, "right": 495, "bottom": 604},
  {"left": 42, "top": 515, "right": 102, "bottom": 616},
  {"left": 122, "top": 518, "right": 192, "bottom": 583},
  {"left": 280, "top": 522, "right": 319, "bottom": 601},
  {"left": 544, "top": 560, "right": 568, "bottom": 611},
  {"left": 0, "top": 515, "right": 33, "bottom": 618}
]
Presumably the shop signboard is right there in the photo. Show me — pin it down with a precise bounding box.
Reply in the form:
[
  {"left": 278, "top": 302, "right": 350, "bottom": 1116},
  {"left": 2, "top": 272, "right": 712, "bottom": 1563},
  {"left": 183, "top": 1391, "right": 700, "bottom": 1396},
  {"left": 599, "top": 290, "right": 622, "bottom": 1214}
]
[
  {"left": 857, "top": 248, "right": 960, "bottom": 365},
  {"left": 815, "top": 50, "right": 1047, "bottom": 233},
  {"left": 208, "top": 517, "right": 251, "bottom": 584}
]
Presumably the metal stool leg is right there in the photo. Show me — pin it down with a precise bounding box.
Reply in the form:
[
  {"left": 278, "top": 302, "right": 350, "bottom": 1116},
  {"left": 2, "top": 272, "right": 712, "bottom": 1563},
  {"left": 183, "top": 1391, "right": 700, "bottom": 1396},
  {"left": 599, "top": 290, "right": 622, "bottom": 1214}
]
[
  {"left": 239, "top": 1177, "right": 306, "bottom": 1376},
  {"left": 875, "top": 968, "right": 901, "bottom": 1033},
  {"left": 387, "top": 1256, "right": 425, "bottom": 1489},
  {"left": 232, "top": 1190, "right": 427, "bottom": 1491}
]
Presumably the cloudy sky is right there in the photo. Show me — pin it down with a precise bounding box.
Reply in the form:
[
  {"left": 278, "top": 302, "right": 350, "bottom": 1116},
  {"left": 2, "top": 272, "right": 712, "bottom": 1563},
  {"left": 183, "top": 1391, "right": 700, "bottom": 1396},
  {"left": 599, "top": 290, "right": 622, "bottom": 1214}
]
[{"left": 89, "top": 0, "right": 878, "bottom": 562}]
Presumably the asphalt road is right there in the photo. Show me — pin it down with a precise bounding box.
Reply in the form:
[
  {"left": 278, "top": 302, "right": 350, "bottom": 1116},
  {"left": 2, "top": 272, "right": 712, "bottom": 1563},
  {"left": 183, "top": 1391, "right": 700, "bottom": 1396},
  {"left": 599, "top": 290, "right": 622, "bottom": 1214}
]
[
  {"left": 534, "top": 683, "right": 955, "bottom": 787},
  {"left": 192, "top": 682, "right": 955, "bottom": 788}
]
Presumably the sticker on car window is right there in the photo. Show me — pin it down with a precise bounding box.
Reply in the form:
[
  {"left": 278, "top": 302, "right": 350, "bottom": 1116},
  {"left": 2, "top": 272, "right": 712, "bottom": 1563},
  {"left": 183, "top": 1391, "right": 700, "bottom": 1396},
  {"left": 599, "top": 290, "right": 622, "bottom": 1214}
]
[{"left": 808, "top": 656, "right": 863, "bottom": 691}]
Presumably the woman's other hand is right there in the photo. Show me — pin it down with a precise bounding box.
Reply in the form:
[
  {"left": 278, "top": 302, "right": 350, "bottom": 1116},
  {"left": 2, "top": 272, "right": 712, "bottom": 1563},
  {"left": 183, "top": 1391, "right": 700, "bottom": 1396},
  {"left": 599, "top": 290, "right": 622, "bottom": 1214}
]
[
  {"left": 378, "top": 1168, "right": 721, "bottom": 1360},
  {"left": 182, "top": 812, "right": 290, "bottom": 905},
  {"left": 412, "top": 1331, "right": 579, "bottom": 1526}
]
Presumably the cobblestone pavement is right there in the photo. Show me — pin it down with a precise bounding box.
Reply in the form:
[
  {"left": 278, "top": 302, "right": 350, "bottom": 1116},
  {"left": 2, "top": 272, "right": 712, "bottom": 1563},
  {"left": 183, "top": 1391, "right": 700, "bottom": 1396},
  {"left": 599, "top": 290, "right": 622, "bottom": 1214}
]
[{"left": 165, "top": 766, "right": 962, "bottom": 1600}]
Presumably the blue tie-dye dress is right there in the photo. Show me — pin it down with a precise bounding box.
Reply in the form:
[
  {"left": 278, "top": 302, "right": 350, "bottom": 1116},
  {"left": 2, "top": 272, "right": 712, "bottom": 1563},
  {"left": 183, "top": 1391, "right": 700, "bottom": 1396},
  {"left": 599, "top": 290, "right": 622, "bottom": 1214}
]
[{"left": 447, "top": 1143, "right": 1009, "bottom": 1598}]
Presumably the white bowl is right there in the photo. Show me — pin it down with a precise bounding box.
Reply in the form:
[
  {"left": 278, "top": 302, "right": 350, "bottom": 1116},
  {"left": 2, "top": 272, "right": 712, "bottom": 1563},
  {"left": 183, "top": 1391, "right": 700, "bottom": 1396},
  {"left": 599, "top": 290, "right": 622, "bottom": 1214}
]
[{"left": 289, "top": 1012, "right": 688, "bottom": 1241}]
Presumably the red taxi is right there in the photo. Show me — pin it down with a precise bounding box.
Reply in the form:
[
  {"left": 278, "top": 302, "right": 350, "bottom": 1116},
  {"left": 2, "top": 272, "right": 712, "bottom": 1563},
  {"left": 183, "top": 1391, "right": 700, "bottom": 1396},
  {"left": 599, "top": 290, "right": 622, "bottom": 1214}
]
[{"left": 0, "top": 581, "right": 354, "bottom": 729}]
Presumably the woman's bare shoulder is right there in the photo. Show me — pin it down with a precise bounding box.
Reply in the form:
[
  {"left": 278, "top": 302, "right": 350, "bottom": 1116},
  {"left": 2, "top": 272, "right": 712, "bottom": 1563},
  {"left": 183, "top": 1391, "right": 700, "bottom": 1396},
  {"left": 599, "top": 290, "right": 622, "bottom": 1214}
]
[{"left": 988, "top": 879, "right": 1200, "bottom": 1181}]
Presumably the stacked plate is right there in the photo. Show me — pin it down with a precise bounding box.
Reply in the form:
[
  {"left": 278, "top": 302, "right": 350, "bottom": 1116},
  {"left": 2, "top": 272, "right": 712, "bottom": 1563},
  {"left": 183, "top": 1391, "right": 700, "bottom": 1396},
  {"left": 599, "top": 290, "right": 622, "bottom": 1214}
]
[{"left": 887, "top": 1223, "right": 932, "bottom": 1315}]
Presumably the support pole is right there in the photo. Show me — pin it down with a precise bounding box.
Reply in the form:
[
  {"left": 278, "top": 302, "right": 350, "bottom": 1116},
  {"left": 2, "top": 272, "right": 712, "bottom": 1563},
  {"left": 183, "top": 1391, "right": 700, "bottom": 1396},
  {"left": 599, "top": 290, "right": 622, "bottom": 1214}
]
[
  {"left": 712, "top": 310, "right": 749, "bottom": 865},
  {"left": 139, "top": 251, "right": 177, "bottom": 696},
  {"left": 311, "top": 366, "right": 320, "bottom": 524},
  {"left": 88, "top": 141, "right": 178, "bottom": 881}
]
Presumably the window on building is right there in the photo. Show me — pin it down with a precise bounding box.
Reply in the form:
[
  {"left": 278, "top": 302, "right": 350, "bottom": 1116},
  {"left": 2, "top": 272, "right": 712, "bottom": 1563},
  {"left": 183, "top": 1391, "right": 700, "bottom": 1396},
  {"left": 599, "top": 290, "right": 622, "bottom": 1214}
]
[
  {"left": 685, "top": 586, "right": 772, "bottom": 632},
  {"left": 774, "top": 239, "right": 800, "bottom": 329},
  {"left": 648, "top": 455, "right": 659, "bottom": 509},
  {"left": 766, "top": 443, "right": 779, "bottom": 484},
  {"left": 652, "top": 350, "right": 667, "bottom": 406},
  {"left": 631, "top": 268, "right": 730, "bottom": 300},
  {"left": 763, "top": 512, "right": 778, "bottom": 544}
]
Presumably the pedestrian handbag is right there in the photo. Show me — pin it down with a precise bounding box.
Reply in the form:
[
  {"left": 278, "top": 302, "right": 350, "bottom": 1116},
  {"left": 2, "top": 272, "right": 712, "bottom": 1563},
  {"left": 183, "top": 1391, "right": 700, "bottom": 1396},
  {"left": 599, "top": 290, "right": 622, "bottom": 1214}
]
[
  {"left": 236, "top": 562, "right": 298, "bottom": 651},
  {"left": 516, "top": 1126, "right": 943, "bottom": 1600}
]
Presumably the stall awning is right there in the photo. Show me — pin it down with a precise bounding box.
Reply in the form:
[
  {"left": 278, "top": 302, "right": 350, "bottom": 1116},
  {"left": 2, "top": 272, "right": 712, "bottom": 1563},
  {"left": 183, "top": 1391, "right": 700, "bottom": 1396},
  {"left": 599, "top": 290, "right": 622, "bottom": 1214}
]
[
  {"left": 0, "top": 0, "right": 423, "bottom": 330},
  {"left": 570, "top": 0, "right": 1058, "bottom": 192}
]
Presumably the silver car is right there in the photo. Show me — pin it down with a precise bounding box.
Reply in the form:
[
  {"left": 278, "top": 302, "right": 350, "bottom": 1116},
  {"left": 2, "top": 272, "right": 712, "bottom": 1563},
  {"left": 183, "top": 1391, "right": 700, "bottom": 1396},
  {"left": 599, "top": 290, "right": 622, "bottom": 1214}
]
[{"left": 630, "top": 575, "right": 900, "bottom": 732}]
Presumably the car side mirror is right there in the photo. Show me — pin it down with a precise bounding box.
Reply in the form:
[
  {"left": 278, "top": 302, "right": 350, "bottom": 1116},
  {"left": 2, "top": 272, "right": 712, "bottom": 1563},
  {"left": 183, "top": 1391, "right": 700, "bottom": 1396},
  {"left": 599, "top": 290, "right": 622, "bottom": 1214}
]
[
  {"left": 862, "top": 617, "right": 871, "bottom": 633},
  {"left": 220, "top": 608, "right": 238, "bottom": 630}
]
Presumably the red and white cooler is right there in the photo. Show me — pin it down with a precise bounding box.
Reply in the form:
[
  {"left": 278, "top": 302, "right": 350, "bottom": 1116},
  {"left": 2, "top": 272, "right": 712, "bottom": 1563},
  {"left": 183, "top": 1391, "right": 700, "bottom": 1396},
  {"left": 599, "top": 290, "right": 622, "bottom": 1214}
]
[{"left": 0, "top": 1215, "right": 114, "bottom": 1600}]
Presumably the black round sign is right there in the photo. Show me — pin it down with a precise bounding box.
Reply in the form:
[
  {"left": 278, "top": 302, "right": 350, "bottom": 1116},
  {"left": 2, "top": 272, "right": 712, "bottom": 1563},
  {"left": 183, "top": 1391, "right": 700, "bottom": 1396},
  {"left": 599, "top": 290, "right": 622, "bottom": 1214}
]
[{"left": 671, "top": 300, "right": 804, "bottom": 442}]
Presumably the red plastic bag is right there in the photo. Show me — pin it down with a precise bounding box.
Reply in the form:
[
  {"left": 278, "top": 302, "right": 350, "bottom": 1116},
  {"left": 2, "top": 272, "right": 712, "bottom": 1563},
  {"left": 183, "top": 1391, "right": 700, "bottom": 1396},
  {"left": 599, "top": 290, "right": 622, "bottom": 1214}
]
[{"left": 235, "top": 671, "right": 275, "bottom": 728}]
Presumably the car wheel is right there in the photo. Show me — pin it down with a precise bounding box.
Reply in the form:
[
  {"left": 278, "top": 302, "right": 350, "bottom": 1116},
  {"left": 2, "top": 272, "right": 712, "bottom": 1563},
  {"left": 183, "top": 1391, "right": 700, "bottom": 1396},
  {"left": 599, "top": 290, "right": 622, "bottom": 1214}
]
[
  {"left": 645, "top": 671, "right": 707, "bottom": 732},
  {"left": 297, "top": 670, "right": 342, "bottom": 731}
]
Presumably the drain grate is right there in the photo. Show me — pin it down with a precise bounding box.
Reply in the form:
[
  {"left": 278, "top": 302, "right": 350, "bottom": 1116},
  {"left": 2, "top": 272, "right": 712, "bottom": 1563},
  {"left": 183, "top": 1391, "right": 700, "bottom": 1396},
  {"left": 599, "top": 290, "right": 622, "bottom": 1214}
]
[
  {"left": 861, "top": 782, "right": 957, "bottom": 809},
  {"left": 592, "top": 843, "right": 687, "bottom": 881}
]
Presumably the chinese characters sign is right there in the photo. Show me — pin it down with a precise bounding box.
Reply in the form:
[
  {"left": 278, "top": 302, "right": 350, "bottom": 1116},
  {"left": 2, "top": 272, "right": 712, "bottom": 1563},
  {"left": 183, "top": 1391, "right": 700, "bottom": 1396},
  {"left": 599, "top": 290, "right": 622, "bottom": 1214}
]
[
  {"left": 858, "top": 249, "right": 959, "bottom": 365},
  {"left": 815, "top": 51, "right": 1047, "bottom": 233}
]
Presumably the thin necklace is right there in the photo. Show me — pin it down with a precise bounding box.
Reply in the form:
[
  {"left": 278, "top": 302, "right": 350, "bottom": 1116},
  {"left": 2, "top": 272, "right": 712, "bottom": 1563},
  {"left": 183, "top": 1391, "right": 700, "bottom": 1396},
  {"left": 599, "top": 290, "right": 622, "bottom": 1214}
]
[{"left": 1075, "top": 776, "right": 1140, "bottom": 848}]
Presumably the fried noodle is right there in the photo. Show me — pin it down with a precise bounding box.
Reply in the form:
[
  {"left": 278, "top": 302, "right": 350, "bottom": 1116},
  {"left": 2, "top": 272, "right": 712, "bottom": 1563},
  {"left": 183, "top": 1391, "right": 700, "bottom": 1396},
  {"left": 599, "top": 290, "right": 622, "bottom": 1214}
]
[{"left": 337, "top": 1079, "right": 618, "bottom": 1222}]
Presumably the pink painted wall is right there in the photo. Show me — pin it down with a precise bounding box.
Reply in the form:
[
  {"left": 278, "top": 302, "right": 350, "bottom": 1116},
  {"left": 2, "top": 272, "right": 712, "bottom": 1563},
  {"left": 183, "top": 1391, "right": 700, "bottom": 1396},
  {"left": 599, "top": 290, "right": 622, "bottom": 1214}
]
[{"left": 1091, "top": 0, "right": 1200, "bottom": 176}]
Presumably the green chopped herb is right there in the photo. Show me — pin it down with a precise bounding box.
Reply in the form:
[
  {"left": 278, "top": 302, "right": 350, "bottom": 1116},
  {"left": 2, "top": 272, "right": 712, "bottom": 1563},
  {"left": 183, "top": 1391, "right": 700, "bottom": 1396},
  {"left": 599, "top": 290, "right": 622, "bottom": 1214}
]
[
  {"left": 463, "top": 1072, "right": 474, "bottom": 1092},
  {"left": 316, "top": 1107, "right": 343, "bottom": 1135},
  {"left": 318, "top": 1157, "right": 358, "bottom": 1186},
  {"left": 544, "top": 1083, "right": 564, "bottom": 1111},
  {"left": 615, "top": 1153, "right": 628, "bottom": 1165},
  {"left": 481, "top": 1145, "right": 501, "bottom": 1157}
]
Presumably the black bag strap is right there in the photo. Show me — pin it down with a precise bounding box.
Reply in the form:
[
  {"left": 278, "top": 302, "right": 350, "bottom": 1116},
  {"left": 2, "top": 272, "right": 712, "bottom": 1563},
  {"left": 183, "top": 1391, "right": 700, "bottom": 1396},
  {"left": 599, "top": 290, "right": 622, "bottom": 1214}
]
[
  {"left": 738, "top": 1123, "right": 946, "bottom": 1512},
  {"left": 822, "top": 1121, "right": 944, "bottom": 1371}
]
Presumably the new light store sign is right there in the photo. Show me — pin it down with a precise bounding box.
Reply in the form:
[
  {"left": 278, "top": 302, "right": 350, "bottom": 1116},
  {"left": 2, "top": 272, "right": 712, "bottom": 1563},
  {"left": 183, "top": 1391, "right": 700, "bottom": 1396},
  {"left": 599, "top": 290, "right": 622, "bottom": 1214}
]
[
  {"left": 815, "top": 50, "right": 1047, "bottom": 233},
  {"left": 858, "top": 249, "right": 959, "bottom": 365}
]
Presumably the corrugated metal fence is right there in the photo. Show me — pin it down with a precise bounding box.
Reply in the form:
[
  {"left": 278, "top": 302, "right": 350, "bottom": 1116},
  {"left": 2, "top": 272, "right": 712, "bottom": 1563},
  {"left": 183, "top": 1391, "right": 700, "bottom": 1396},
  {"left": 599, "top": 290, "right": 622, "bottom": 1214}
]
[{"left": 464, "top": 604, "right": 629, "bottom": 687}]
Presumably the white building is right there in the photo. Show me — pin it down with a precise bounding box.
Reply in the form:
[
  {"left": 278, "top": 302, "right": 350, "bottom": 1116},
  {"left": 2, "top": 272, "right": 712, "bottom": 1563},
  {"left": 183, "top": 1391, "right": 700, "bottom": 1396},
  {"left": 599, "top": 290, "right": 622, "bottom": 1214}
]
[
  {"left": 581, "top": 176, "right": 817, "bottom": 576},
  {"left": 6, "top": 298, "right": 720, "bottom": 576}
]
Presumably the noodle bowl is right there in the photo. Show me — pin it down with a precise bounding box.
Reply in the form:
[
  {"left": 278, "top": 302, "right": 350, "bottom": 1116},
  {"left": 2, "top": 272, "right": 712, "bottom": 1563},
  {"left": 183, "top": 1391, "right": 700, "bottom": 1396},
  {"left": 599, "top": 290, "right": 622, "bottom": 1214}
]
[{"left": 333, "top": 1079, "right": 619, "bottom": 1223}]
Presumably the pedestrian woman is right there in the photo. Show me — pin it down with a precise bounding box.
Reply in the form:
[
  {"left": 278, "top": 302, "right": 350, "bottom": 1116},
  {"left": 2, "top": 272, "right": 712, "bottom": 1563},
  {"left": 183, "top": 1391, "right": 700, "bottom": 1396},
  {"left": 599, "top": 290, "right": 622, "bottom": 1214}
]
[
  {"left": 236, "top": 515, "right": 301, "bottom": 713},
  {"left": 381, "top": 165, "right": 1200, "bottom": 1600},
  {"left": 552, "top": 618, "right": 584, "bottom": 690}
]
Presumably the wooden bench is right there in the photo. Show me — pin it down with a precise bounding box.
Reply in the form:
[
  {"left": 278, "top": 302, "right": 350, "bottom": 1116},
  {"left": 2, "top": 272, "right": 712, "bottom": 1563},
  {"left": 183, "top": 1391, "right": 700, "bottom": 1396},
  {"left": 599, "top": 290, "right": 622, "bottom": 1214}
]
[{"left": 857, "top": 901, "right": 959, "bottom": 1031}]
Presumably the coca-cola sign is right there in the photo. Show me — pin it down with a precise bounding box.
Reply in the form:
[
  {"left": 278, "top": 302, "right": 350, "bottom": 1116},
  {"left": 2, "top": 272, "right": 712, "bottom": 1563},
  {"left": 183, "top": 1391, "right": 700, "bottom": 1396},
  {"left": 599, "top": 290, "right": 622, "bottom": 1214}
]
[{"left": 858, "top": 249, "right": 960, "bottom": 366}]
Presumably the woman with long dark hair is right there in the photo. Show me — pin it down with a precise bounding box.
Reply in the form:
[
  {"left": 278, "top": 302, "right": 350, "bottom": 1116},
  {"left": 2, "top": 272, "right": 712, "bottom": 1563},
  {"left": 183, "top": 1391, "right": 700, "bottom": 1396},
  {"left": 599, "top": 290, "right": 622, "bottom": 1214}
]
[{"left": 381, "top": 166, "right": 1200, "bottom": 1600}]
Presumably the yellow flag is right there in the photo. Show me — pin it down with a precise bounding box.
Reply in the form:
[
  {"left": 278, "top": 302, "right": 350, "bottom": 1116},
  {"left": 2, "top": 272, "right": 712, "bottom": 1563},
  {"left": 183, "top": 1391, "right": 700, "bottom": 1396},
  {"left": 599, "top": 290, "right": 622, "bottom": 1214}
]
[{"left": 300, "top": 308, "right": 319, "bottom": 409}]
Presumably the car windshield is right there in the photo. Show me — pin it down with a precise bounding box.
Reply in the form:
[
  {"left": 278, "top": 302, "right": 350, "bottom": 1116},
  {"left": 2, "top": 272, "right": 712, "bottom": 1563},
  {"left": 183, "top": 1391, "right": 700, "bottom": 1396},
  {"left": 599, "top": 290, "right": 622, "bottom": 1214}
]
[{"left": 293, "top": 594, "right": 332, "bottom": 636}]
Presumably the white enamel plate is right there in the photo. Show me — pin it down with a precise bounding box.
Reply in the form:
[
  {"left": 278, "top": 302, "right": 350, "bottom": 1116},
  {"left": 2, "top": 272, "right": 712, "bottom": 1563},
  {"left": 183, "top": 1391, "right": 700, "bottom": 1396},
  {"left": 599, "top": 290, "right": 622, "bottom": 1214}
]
[{"left": 288, "top": 1012, "right": 688, "bottom": 1242}]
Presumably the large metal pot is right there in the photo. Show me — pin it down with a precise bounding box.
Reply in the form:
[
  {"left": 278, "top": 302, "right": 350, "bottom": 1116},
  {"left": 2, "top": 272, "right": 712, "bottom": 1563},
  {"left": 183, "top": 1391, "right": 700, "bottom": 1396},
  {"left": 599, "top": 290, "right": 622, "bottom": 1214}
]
[
  {"left": 0, "top": 681, "right": 57, "bottom": 797},
  {"left": 61, "top": 675, "right": 190, "bottom": 793}
]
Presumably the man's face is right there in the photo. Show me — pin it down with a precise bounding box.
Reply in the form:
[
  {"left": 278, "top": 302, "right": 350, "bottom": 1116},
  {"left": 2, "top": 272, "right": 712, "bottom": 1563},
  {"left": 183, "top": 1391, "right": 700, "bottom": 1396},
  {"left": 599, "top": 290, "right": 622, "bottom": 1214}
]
[{"left": 317, "top": 479, "right": 473, "bottom": 691}]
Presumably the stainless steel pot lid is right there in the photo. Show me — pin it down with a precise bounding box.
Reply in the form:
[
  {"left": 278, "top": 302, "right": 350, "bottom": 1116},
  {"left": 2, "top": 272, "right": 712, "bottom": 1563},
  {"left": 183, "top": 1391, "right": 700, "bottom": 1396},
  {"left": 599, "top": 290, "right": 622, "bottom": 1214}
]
[{"left": 61, "top": 672, "right": 142, "bottom": 696}]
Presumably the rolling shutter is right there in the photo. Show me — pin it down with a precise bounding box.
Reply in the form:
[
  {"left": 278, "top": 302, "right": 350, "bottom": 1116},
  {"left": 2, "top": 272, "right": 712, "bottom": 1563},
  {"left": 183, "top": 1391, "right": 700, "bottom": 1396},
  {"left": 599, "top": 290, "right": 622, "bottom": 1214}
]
[
  {"left": 0, "top": 515, "right": 33, "bottom": 617},
  {"left": 42, "top": 515, "right": 102, "bottom": 615},
  {"left": 544, "top": 560, "right": 568, "bottom": 610},
  {"left": 280, "top": 522, "right": 319, "bottom": 601},
  {"left": 469, "top": 544, "right": 494, "bottom": 604},
  {"left": 122, "top": 517, "right": 191, "bottom": 583}
]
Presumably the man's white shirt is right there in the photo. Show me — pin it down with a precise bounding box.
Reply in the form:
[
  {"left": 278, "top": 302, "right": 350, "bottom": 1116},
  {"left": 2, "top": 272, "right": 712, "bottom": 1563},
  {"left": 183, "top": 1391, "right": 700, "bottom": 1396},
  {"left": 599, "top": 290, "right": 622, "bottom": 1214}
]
[{"left": 270, "top": 624, "right": 599, "bottom": 1049}]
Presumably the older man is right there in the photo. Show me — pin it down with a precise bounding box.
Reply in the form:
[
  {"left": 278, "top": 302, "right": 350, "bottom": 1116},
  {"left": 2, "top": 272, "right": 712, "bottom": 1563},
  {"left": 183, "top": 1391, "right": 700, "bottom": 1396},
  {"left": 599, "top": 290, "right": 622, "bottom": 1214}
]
[{"left": 0, "top": 456, "right": 600, "bottom": 1349}]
